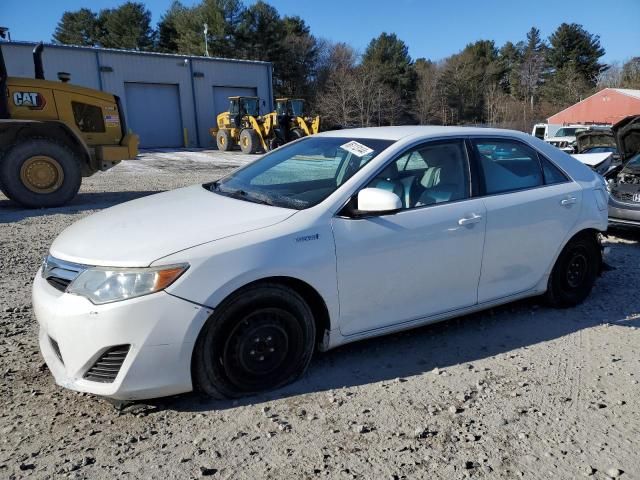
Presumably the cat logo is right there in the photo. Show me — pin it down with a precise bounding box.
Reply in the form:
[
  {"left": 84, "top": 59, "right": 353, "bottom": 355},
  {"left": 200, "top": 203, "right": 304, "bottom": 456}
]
[{"left": 13, "top": 91, "right": 47, "bottom": 110}]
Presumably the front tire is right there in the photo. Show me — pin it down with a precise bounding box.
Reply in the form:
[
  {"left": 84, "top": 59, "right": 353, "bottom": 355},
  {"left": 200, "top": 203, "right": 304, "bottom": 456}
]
[
  {"left": 545, "top": 233, "right": 601, "bottom": 308},
  {"left": 290, "top": 128, "right": 304, "bottom": 140},
  {"left": 193, "top": 283, "right": 316, "bottom": 399},
  {"left": 216, "top": 129, "right": 233, "bottom": 152},
  {"left": 239, "top": 129, "right": 260, "bottom": 154},
  {"left": 0, "top": 139, "right": 82, "bottom": 208}
]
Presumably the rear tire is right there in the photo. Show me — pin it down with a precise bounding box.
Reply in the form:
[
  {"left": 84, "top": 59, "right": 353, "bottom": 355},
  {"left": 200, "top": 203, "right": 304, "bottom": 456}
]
[
  {"left": 0, "top": 139, "right": 82, "bottom": 208},
  {"left": 545, "top": 233, "right": 601, "bottom": 308},
  {"left": 239, "top": 129, "right": 260, "bottom": 154},
  {"left": 193, "top": 283, "right": 316, "bottom": 399},
  {"left": 216, "top": 129, "right": 233, "bottom": 152}
]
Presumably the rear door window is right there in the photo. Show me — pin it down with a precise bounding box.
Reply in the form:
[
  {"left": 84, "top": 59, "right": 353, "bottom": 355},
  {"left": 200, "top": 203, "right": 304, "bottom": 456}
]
[
  {"left": 540, "top": 156, "right": 569, "bottom": 184},
  {"left": 472, "top": 139, "right": 544, "bottom": 195}
]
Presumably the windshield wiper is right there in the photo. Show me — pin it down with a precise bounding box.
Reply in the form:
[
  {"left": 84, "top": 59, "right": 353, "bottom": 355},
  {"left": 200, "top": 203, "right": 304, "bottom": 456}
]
[{"left": 217, "top": 186, "right": 276, "bottom": 206}]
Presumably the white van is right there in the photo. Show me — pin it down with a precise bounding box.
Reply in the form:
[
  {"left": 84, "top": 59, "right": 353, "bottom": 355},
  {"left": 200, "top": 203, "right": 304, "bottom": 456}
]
[{"left": 531, "top": 123, "right": 562, "bottom": 140}]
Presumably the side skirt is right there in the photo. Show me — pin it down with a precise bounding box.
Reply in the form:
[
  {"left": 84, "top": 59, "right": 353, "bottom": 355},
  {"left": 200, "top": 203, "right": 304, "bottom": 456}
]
[{"left": 324, "top": 286, "right": 547, "bottom": 351}]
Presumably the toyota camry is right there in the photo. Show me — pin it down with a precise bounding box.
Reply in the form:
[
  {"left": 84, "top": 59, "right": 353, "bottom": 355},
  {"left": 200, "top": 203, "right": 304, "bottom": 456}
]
[{"left": 33, "top": 126, "right": 609, "bottom": 400}]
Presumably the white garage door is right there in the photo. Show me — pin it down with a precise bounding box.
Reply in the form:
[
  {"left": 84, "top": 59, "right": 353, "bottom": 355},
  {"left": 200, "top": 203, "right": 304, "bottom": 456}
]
[
  {"left": 125, "top": 83, "right": 183, "bottom": 148},
  {"left": 213, "top": 86, "right": 259, "bottom": 118}
]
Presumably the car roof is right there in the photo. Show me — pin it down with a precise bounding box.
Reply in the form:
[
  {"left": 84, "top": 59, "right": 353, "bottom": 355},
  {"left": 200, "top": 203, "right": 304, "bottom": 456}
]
[{"left": 315, "top": 125, "right": 528, "bottom": 141}]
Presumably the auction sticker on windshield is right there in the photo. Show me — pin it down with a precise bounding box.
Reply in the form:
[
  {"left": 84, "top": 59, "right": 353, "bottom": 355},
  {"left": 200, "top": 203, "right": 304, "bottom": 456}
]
[{"left": 340, "top": 141, "right": 374, "bottom": 157}]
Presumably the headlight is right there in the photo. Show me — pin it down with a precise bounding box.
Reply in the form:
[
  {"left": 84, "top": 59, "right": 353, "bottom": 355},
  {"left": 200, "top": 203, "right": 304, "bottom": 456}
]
[{"left": 67, "top": 264, "right": 188, "bottom": 304}]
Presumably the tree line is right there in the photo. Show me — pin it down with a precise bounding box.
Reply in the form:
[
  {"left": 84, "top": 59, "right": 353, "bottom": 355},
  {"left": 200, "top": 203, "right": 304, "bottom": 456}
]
[{"left": 52, "top": 1, "right": 640, "bottom": 130}]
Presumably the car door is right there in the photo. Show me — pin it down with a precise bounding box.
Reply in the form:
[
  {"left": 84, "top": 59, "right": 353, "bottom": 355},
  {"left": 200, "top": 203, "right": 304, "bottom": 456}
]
[
  {"left": 331, "top": 139, "right": 487, "bottom": 336},
  {"left": 470, "top": 137, "right": 583, "bottom": 303}
]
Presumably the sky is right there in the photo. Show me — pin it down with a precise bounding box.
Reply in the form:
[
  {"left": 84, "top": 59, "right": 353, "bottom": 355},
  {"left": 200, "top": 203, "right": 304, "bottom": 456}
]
[{"left": 1, "top": 0, "right": 639, "bottom": 63}]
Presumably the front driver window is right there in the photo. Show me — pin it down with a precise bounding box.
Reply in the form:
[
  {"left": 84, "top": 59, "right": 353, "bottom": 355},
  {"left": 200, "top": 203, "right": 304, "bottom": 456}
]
[{"left": 366, "top": 140, "right": 470, "bottom": 209}]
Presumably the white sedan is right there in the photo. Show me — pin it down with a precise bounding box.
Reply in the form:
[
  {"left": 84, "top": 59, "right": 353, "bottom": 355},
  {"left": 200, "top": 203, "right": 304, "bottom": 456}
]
[{"left": 33, "top": 126, "right": 609, "bottom": 400}]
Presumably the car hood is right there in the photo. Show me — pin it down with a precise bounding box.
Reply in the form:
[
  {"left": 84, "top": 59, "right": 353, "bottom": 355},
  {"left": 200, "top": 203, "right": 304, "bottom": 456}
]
[
  {"left": 575, "top": 130, "right": 615, "bottom": 153},
  {"left": 50, "top": 185, "right": 297, "bottom": 267},
  {"left": 571, "top": 152, "right": 613, "bottom": 176},
  {"left": 612, "top": 115, "right": 640, "bottom": 161}
]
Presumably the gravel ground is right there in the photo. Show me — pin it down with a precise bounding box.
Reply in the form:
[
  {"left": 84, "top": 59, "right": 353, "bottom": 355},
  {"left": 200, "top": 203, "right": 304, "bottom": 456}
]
[{"left": 1, "top": 149, "right": 639, "bottom": 480}]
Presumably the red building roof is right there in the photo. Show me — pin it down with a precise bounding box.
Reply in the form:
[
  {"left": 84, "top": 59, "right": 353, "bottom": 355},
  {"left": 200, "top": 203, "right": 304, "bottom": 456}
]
[{"left": 548, "top": 88, "right": 640, "bottom": 125}]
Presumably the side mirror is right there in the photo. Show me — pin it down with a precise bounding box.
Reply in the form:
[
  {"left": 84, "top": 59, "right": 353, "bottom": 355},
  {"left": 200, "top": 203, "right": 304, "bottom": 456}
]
[{"left": 355, "top": 188, "right": 402, "bottom": 216}]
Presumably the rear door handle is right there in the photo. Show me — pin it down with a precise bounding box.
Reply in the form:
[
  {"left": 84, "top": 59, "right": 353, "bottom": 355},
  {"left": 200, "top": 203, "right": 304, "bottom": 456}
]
[
  {"left": 560, "top": 196, "right": 577, "bottom": 206},
  {"left": 458, "top": 213, "right": 483, "bottom": 226}
]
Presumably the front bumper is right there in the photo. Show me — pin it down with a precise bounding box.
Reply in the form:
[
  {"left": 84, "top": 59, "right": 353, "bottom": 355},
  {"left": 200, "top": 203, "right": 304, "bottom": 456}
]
[
  {"left": 33, "top": 270, "right": 212, "bottom": 400},
  {"left": 608, "top": 194, "right": 640, "bottom": 228}
]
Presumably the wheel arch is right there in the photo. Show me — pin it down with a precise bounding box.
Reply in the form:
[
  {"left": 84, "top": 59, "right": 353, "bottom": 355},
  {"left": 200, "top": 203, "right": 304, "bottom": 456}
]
[
  {"left": 195, "top": 275, "right": 332, "bottom": 350},
  {"left": 546, "top": 227, "right": 603, "bottom": 279},
  {"left": 0, "top": 120, "right": 92, "bottom": 175}
]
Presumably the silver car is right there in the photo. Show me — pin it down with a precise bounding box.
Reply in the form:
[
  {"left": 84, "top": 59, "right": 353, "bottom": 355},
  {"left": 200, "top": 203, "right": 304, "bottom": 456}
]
[{"left": 606, "top": 116, "right": 640, "bottom": 228}]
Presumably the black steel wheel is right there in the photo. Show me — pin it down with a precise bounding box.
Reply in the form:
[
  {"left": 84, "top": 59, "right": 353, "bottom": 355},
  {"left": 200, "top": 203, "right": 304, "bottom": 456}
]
[
  {"left": 545, "top": 233, "right": 601, "bottom": 308},
  {"left": 193, "top": 283, "right": 316, "bottom": 398}
]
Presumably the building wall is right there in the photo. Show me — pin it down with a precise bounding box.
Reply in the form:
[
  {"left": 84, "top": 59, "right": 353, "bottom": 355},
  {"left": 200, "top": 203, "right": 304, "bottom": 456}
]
[
  {"left": 2, "top": 42, "right": 273, "bottom": 148},
  {"left": 548, "top": 88, "right": 640, "bottom": 125}
]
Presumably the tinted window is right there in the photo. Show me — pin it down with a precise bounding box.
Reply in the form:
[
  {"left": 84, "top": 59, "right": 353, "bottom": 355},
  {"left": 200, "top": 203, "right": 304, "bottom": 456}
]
[
  {"left": 72, "top": 102, "right": 105, "bottom": 133},
  {"left": 540, "top": 156, "right": 569, "bottom": 184},
  {"left": 367, "top": 140, "right": 469, "bottom": 209},
  {"left": 473, "top": 139, "right": 543, "bottom": 194}
]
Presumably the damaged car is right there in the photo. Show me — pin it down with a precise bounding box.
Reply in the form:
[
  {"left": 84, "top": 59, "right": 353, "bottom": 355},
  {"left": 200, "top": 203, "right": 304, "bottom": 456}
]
[
  {"left": 572, "top": 128, "right": 619, "bottom": 176},
  {"left": 607, "top": 116, "right": 640, "bottom": 228}
]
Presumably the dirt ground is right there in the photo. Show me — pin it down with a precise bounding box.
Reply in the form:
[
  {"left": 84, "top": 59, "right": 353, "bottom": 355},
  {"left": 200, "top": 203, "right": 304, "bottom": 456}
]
[{"left": 1, "top": 149, "right": 639, "bottom": 480}]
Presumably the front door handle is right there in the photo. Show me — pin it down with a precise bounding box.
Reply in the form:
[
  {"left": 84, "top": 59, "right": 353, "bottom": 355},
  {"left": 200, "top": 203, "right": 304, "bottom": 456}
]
[
  {"left": 458, "top": 213, "right": 483, "bottom": 226},
  {"left": 560, "top": 196, "right": 577, "bottom": 207}
]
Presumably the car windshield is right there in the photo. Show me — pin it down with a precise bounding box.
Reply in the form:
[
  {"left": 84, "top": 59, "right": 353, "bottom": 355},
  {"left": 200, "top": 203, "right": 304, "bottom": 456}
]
[
  {"left": 555, "top": 128, "right": 582, "bottom": 137},
  {"left": 207, "top": 137, "right": 394, "bottom": 209}
]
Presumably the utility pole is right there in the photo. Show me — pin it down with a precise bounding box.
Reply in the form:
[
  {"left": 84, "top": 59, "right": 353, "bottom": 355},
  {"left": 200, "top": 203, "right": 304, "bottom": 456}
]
[{"left": 203, "top": 23, "right": 209, "bottom": 57}]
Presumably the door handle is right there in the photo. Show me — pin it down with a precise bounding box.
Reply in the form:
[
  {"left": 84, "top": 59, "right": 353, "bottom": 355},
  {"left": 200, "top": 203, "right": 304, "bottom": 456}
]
[
  {"left": 458, "top": 214, "right": 483, "bottom": 226},
  {"left": 560, "top": 196, "right": 577, "bottom": 207}
]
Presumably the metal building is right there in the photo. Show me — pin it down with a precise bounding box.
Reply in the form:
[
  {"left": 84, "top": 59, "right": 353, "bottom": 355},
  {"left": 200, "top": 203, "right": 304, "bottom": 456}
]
[
  {"left": 1, "top": 41, "right": 273, "bottom": 148},
  {"left": 548, "top": 88, "right": 640, "bottom": 126}
]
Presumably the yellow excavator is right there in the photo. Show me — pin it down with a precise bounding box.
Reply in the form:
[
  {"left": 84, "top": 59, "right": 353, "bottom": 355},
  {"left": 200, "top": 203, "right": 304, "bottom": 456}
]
[{"left": 0, "top": 42, "right": 138, "bottom": 208}]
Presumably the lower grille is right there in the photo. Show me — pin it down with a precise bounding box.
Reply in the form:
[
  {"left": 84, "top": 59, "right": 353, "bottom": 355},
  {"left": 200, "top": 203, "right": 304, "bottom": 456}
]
[
  {"left": 84, "top": 345, "right": 130, "bottom": 383},
  {"left": 49, "top": 337, "right": 64, "bottom": 365}
]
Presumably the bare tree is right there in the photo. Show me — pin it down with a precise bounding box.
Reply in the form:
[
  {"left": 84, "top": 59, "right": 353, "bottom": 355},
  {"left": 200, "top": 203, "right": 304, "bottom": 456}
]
[
  {"left": 414, "top": 59, "right": 439, "bottom": 124},
  {"left": 597, "top": 61, "right": 623, "bottom": 88},
  {"left": 316, "top": 67, "right": 355, "bottom": 127},
  {"left": 317, "top": 64, "right": 404, "bottom": 128}
]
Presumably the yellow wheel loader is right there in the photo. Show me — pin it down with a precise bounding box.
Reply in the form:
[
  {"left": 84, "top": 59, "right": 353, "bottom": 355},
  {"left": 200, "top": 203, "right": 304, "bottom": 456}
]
[
  {"left": 265, "top": 98, "right": 320, "bottom": 149},
  {"left": 0, "top": 43, "right": 138, "bottom": 208},
  {"left": 210, "top": 96, "right": 274, "bottom": 154}
]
